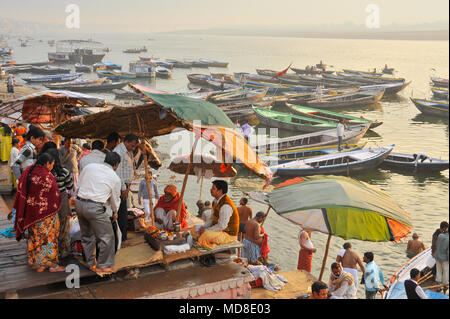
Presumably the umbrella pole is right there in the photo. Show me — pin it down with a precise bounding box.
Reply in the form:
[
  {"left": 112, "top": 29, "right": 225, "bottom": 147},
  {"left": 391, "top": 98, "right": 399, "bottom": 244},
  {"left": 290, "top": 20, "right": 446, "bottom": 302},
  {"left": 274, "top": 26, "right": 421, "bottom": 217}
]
[
  {"left": 176, "top": 135, "right": 200, "bottom": 222},
  {"left": 199, "top": 173, "right": 204, "bottom": 201},
  {"left": 319, "top": 234, "right": 332, "bottom": 281}
]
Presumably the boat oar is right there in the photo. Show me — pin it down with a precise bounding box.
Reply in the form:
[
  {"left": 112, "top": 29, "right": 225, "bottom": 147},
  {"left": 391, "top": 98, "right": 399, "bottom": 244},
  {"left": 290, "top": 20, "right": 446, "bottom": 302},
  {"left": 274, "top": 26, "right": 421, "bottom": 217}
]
[
  {"left": 420, "top": 283, "right": 448, "bottom": 291},
  {"left": 417, "top": 271, "right": 434, "bottom": 284}
]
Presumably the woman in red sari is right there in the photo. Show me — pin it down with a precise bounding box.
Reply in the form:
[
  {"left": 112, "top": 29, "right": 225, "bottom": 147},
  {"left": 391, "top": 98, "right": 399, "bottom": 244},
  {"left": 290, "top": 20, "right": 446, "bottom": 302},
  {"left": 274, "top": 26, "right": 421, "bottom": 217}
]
[{"left": 14, "top": 153, "right": 65, "bottom": 272}]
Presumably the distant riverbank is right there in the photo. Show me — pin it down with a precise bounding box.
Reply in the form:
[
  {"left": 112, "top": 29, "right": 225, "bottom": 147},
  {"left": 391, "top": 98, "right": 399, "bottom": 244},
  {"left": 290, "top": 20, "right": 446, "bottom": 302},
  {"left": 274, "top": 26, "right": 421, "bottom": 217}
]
[{"left": 162, "top": 29, "right": 449, "bottom": 42}]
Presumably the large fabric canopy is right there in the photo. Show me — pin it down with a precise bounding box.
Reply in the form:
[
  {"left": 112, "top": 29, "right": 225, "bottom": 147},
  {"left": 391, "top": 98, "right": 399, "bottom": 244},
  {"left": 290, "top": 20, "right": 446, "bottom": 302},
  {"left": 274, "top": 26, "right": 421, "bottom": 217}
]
[
  {"left": 169, "top": 154, "right": 237, "bottom": 178},
  {"left": 0, "top": 90, "right": 105, "bottom": 124},
  {"left": 264, "top": 176, "right": 411, "bottom": 242},
  {"left": 130, "top": 84, "right": 234, "bottom": 128}
]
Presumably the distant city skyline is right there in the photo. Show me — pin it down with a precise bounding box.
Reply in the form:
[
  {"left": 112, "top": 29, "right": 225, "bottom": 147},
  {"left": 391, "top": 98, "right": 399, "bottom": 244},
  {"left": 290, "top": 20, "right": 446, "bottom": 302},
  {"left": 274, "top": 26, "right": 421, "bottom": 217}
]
[{"left": 0, "top": 0, "right": 448, "bottom": 34}]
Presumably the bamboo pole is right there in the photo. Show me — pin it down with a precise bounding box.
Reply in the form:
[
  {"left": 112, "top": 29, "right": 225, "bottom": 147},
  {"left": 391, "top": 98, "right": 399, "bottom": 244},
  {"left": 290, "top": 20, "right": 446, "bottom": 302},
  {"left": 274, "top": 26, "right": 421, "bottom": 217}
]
[
  {"left": 199, "top": 173, "right": 204, "bottom": 201},
  {"left": 176, "top": 135, "right": 200, "bottom": 222},
  {"left": 319, "top": 234, "right": 332, "bottom": 281},
  {"left": 261, "top": 205, "right": 271, "bottom": 227},
  {"left": 136, "top": 115, "right": 155, "bottom": 226},
  {"left": 420, "top": 283, "right": 448, "bottom": 290}
]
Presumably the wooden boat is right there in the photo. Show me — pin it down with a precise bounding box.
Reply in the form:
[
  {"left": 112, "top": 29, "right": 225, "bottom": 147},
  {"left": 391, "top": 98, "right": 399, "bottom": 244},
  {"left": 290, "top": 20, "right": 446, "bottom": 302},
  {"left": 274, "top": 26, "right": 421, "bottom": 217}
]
[
  {"left": 260, "top": 142, "right": 367, "bottom": 165},
  {"left": 231, "top": 77, "right": 316, "bottom": 93},
  {"left": 140, "top": 58, "right": 174, "bottom": 69},
  {"left": 155, "top": 66, "right": 172, "bottom": 78},
  {"left": 359, "top": 81, "right": 411, "bottom": 95},
  {"left": 342, "top": 69, "right": 384, "bottom": 77},
  {"left": 113, "top": 89, "right": 141, "bottom": 99},
  {"left": 411, "top": 98, "right": 449, "bottom": 118},
  {"left": 380, "top": 152, "right": 449, "bottom": 173},
  {"left": 253, "top": 106, "right": 340, "bottom": 133},
  {"left": 269, "top": 145, "right": 394, "bottom": 177},
  {"left": 129, "top": 61, "right": 155, "bottom": 78},
  {"left": 336, "top": 72, "right": 405, "bottom": 84},
  {"left": 184, "top": 59, "right": 209, "bottom": 68},
  {"left": 123, "top": 47, "right": 147, "bottom": 54},
  {"left": 96, "top": 69, "right": 121, "bottom": 80},
  {"left": 1, "top": 65, "right": 33, "bottom": 73},
  {"left": 30, "top": 65, "right": 71, "bottom": 74},
  {"left": 303, "top": 89, "right": 385, "bottom": 108},
  {"left": 209, "top": 88, "right": 267, "bottom": 104},
  {"left": 44, "top": 78, "right": 128, "bottom": 92},
  {"left": 382, "top": 67, "right": 395, "bottom": 75},
  {"left": 165, "top": 59, "right": 192, "bottom": 68},
  {"left": 285, "top": 104, "right": 383, "bottom": 129},
  {"left": 187, "top": 74, "right": 214, "bottom": 86},
  {"left": 22, "top": 73, "right": 83, "bottom": 83},
  {"left": 430, "top": 76, "right": 449, "bottom": 88},
  {"left": 198, "top": 58, "right": 229, "bottom": 68},
  {"left": 205, "top": 80, "right": 239, "bottom": 91},
  {"left": 210, "top": 73, "right": 235, "bottom": 84},
  {"left": 431, "top": 87, "right": 449, "bottom": 100},
  {"left": 383, "top": 248, "right": 448, "bottom": 299},
  {"left": 255, "top": 123, "right": 370, "bottom": 152},
  {"left": 75, "top": 63, "right": 91, "bottom": 72},
  {"left": 291, "top": 67, "right": 334, "bottom": 75}
]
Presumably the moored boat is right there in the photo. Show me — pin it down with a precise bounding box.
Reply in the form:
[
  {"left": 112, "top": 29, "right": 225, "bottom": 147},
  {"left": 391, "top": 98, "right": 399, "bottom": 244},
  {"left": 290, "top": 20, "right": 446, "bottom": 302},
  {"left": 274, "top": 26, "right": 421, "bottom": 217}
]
[
  {"left": 22, "top": 73, "right": 83, "bottom": 83},
  {"left": 30, "top": 65, "right": 71, "bottom": 74},
  {"left": 253, "top": 106, "right": 339, "bottom": 133},
  {"left": 380, "top": 152, "right": 449, "bottom": 173},
  {"left": 255, "top": 123, "right": 370, "bottom": 152},
  {"left": 155, "top": 66, "right": 172, "bottom": 79},
  {"left": 198, "top": 58, "right": 229, "bottom": 68},
  {"left": 184, "top": 59, "right": 209, "bottom": 68},
  {"left": 75, "top": 63, "right": 91, "bottom": 72},
  {"left": 411, "top": 98, "right": 449, "bottom": 118},
  {"left": 44, "top": 78, "right": 128, "bottom": 92},
  {"left": 261, "top": 142, "right": 367, "bottom": 165},
  {"left": 165, "top": 59, "right": 192, "bottom": 68},
  {"left": 431, "top": 87, "right": 449, "bottom": 100},
  {"left": 383, "top": 248, "right": 448, "bottom": 299},
  {"left": 430, "top": 76, "right": 449, "bottom": 88},
  {"left": 285, "top": 103, "right": 383, "bottom": 129},
  {"left": 303, "top": 89, "right": 385, "bottom": 108},
  {"left": 129, "top": 61, "right": 155, "bottom": 78},
  {"left": 269, "top": 145, "right": 394, "bottom": 177}
]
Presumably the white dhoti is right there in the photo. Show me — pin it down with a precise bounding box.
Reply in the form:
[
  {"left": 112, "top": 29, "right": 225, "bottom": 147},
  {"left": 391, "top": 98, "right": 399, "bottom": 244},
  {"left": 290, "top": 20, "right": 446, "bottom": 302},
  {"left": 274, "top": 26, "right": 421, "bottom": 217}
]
[
  {"left": 155, "top": 207, "right": 176, "bottom": 229},
  {"left": 343, "top": 267, "right": 359, "bottom": 289},
  {"left": 143, "top": 198, "right": 158, "bottom": 221}
]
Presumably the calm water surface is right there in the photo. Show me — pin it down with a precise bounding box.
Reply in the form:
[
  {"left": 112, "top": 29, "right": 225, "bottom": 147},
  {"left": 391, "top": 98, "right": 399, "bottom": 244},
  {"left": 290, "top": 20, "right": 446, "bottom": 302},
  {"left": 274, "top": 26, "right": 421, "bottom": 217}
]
[{"left": 8, "top": 34, "right": 449, "bottom": 297}]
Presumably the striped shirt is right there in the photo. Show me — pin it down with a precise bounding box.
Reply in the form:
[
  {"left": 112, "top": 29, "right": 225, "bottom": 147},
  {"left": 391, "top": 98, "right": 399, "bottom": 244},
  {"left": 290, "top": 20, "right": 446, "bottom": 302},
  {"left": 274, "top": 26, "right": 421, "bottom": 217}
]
[
  {"left": 53, "top": 167, "right": 74, "bottom": 193},
  {"left": 138, "top": 178, "right": 159, "bottom": 200},
  {"left": 113, "top": 142, "right": 135, "bottom": 191}
]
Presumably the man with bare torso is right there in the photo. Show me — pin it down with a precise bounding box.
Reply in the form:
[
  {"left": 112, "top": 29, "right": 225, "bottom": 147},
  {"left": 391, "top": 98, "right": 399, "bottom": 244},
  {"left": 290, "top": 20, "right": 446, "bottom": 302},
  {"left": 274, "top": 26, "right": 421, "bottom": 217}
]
[
  {"left": 237, "top": 197, "right": 253, "bottom": 241},
  {"left": 406, "top": 233, "right": 426, "bottom": 258},
  {"left": 242, "top": 212, "right": 265, "bottom": 264},
  {"left": 336, "top": 242, "right": 365, "bottom": 289}
]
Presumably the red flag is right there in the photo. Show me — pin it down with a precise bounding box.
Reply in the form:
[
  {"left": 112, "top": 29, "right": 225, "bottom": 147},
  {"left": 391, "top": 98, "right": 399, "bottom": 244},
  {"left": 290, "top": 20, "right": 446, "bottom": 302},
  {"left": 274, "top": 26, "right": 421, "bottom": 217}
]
[{"left": 274, "top": 63, "right": 292, "bottom": 77}]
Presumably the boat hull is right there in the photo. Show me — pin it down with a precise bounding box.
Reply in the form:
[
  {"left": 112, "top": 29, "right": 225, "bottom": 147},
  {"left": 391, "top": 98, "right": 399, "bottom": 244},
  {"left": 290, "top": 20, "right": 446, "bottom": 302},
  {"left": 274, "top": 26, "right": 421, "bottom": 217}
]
[
  {"left": 411, "top": 98, "right": 449, "bottom": 118},
  {"left": 272, "top": 147, "right": 392, "bottom": 177},
  {"left": 381, "top": 153, "right": 449, "bottom": 172}
]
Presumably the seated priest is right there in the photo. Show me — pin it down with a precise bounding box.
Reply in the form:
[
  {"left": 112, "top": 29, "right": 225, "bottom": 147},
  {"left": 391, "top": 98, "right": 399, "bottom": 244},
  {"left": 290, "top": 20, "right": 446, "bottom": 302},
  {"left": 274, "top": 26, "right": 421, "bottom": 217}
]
[
  {"left": 192, "top": 180, "right": 239, "bottom": 249},
  {"left": 153, "top": 184, "right": 187, "bottom": 230}
]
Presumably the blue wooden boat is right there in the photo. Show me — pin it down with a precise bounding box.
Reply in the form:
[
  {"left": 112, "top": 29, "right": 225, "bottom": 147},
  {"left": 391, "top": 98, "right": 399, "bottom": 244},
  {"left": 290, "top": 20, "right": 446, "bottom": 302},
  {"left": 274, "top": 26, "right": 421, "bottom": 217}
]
[
  {"left": 411, "top": 98, "right": 449, "bottom": 118},
  {"left": 431, "top": 87, "right": 448, "bottom": 100},
  {"left": 261, "top": 142, "right": 367, "bottom": 165},
  {"left": 270, "top": 145, "right": 394, "bottom": 177},
  {"left": 96, "top": 69, "right": 121, "bottom": 80},
  {"left": 22, "top": 73, "right": 83, "bottom": 83},
  {"left": 381, "top": 152, "right": 449, "bottom": 173}
]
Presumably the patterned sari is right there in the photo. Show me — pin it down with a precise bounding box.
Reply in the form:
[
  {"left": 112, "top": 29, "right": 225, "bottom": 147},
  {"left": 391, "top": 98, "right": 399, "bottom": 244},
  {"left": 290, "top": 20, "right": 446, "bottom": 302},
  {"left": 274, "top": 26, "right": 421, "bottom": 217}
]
[{"left": 14, "top": 164, "right": 61, "bottom": 270}]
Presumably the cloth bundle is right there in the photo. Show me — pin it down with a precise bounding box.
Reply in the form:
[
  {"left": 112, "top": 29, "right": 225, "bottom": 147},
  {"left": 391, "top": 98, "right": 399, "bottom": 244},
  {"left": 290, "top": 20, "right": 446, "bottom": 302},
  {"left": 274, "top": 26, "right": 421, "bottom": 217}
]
[
  {"left": 163, "top": 243, "right": 191, "bottom": 255},
  {"left": 247, "top": 265, "right": 285, "bottom": 292}
]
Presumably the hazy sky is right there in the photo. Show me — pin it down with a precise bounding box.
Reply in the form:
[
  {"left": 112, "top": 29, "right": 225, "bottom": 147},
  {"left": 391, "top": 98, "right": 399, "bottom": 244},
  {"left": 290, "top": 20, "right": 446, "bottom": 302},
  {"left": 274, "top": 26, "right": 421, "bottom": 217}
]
[{"left": 2, "top": 0, "right": 449, "bottom": 33}]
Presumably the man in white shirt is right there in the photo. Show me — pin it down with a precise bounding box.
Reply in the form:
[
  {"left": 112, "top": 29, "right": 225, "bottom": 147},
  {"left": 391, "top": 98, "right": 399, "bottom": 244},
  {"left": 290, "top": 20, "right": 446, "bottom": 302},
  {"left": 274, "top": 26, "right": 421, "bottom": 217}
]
[
  {"left": 404, "top": 268, "right": 428, "bottom": 299},
  {"left": 336, "top": 119, "right": 346, "bottom": 151},
  {"left": 79, "top": 140, "right": 106, "bottom": 172},
  {"left": 75, "top": 152, "right": 122, "bottom": 273},
  {"left": 9, "top": 138, "right": 20, "bottom": 186}
]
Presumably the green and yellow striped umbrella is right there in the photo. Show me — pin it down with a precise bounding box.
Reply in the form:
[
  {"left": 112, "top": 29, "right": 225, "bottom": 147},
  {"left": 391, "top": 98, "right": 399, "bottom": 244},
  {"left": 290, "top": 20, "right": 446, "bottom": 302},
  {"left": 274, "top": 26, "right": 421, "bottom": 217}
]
[{"left": 265, "top": 175, "right": 412, "bottom": 280}]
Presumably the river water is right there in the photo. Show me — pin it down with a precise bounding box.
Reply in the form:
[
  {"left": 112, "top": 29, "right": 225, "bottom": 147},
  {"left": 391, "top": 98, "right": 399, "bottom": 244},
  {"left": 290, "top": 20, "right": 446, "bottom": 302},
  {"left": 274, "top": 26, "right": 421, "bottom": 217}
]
[{"left": 6, "top": 33, "right": 449, "bottom": 297}]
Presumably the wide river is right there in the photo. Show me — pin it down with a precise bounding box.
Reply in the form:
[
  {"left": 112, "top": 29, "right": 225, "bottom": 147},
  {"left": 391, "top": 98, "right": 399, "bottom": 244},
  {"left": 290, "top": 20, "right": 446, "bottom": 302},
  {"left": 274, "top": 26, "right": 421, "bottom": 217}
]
[{"left": 8, "top": 33, "right": 449, "bottom": 297}]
